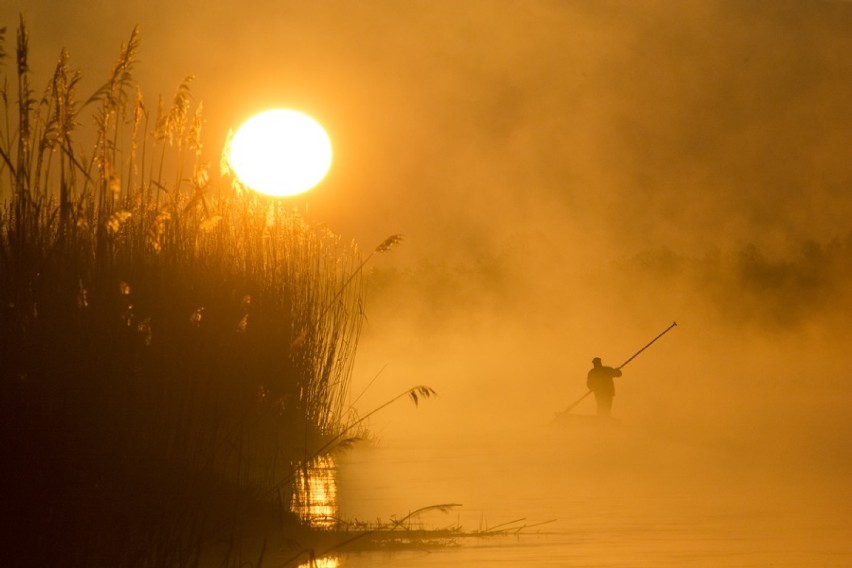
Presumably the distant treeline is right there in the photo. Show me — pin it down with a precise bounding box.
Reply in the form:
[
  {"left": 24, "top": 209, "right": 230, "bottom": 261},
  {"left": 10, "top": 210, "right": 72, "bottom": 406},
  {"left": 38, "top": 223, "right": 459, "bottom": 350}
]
[
  {"left": 616, "top": 235, "right": 852, "bottom": 329},
  {"left": 363, "top": 234, "right": 852, "bottom": 332}
]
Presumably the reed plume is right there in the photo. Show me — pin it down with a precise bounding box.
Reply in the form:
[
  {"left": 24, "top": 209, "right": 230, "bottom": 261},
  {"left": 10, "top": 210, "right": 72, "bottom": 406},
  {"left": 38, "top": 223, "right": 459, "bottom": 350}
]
[{"left": 0, "top": 18, "right": 383, "bottom": 567}]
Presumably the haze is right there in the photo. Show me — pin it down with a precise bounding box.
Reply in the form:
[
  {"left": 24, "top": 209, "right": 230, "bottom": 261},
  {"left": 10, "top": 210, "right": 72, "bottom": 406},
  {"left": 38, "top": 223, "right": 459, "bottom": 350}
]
[{"left": 6, "top": 1, "right": 851, "bottom": 563}]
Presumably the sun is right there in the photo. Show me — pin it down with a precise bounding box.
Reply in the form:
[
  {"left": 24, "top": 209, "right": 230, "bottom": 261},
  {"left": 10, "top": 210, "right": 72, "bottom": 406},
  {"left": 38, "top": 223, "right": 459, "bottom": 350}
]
[{"left": 228, "top": 109, "right": 332, "bottom": 197}]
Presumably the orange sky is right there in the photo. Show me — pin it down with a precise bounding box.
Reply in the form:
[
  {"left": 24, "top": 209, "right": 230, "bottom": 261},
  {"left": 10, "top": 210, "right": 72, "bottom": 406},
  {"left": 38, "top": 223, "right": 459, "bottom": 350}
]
[
  {"left": 5, "top": 1, "right": 852, "bottom": 449},
  {"left": 6, "top": 1, "right": 852, "bottom": 265},
  {"left": 5, "top": 6, "right": 852, "bottom": 564},
  {"left": 0, "top": 8, "right": 852, "bottom": 560}
]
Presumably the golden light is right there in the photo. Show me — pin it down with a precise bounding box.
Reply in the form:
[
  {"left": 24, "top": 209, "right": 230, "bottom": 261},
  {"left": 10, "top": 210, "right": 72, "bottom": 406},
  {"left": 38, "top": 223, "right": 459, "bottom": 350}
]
[
  {"left": 228, "top": 109, "right": 332, "bottom": 197},
  {"left": 297, "top": 557, "right": 339, "bottom": 568}
]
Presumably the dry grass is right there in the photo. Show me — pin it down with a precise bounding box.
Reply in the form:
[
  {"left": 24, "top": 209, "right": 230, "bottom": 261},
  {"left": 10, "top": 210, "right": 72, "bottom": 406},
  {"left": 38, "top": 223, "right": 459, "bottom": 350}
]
[{"left": 0, "top": 18, "right": 381, "bottom": 567}]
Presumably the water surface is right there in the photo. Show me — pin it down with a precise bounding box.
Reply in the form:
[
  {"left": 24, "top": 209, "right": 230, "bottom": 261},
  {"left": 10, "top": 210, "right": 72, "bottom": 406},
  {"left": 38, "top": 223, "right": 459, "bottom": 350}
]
[{"left": 323, "top": 416, "right": 852, "bottom": 567}]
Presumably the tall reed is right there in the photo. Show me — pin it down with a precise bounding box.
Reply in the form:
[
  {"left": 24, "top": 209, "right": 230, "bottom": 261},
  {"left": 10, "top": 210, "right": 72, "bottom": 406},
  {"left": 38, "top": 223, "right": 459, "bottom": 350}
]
[{"left": 1, "top": 18, "right": 372, "bottom": 566}]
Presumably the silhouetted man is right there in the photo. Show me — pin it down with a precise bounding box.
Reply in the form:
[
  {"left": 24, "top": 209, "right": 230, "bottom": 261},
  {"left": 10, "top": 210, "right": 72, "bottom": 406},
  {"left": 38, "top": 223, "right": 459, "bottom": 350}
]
[{"left": 587, "top": 357, "right": 622, "bottom": 417}]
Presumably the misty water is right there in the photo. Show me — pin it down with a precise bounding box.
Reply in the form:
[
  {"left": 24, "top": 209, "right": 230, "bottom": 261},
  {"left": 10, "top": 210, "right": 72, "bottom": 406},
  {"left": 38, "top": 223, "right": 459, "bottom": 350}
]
[
  {"left": 275, "top": 305, "right": 852, "bottom": 567},
  {"left": 5, "top": 3, "right": 851, "bottom": 565},
  {"left": 289, "top": 414, "right": 850, "bottom": 567}
]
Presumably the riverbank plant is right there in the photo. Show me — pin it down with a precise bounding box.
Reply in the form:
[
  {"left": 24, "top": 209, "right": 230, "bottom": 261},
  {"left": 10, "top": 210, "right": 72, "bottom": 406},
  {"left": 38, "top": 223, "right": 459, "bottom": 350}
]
[{"left": 0, "top": 18, "right": 383, "bottom": 566}]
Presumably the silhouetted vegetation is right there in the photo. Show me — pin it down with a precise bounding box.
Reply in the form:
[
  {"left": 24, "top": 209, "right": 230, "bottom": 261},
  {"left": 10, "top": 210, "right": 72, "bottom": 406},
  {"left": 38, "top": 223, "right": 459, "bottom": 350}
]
[
  {"left": 0, "top": 18, "right": 391, "bottom": 566},
  {"left": 278, "top": 504, "right": 555, "bottom": 566},
  {"left": 614, "top": 236, "right": 852, "bottom": 330}
]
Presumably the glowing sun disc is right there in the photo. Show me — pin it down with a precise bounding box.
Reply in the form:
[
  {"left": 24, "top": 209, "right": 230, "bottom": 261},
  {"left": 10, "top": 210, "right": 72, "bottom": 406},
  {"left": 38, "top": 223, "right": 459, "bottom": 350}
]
[{"left": 229, "top": 109, "right": 332, "bottom": 197}]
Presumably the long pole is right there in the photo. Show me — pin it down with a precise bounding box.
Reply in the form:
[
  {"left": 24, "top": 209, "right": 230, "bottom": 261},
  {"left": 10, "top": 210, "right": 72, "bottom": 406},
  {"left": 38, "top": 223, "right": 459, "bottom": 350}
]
[
  {"left": 561, "top": 321, "right": 678, "bottom": 413},
  {"left": 616, "top": 321, "right": 677, "bottom": 370}
]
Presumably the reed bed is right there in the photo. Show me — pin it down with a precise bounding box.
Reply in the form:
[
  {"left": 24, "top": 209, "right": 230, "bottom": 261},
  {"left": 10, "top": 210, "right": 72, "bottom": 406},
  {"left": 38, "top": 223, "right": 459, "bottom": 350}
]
[{"left": 0, "top": 18, "right": 376, "bottom": 566}]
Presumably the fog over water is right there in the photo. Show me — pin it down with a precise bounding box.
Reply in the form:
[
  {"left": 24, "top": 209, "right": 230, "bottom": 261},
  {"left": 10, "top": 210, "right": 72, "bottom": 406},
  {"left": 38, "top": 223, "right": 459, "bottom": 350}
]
[{"left": 6, "top": 1, "right": 852, "bottom": 564}]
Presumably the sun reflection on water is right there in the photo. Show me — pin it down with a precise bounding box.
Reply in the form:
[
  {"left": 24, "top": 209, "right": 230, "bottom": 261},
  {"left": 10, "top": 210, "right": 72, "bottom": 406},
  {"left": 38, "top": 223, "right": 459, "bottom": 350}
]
[
  {"left": 297, "top": 556, "right": 340, "bottom": 568},
  {"left": 291, "top": 454, "right": 339, "bottom": 529}
]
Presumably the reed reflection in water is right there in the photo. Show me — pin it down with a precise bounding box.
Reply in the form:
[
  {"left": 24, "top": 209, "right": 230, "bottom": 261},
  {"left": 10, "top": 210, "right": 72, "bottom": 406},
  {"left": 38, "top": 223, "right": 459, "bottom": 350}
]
[{"left": 291, "top": 455, "right": 339, "bottom": 530}]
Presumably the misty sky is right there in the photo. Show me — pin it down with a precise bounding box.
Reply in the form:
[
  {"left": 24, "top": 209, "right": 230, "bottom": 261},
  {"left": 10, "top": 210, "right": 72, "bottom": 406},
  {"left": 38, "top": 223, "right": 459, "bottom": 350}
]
[
  {"left": 7, "top": 1, "right": 852, "bottom": 263},
  {"left": 5, "top": 1, "right": 852, "bottom": 442},
  {"left": 5, "top": 6, "right": 852, "bottom": 565}
]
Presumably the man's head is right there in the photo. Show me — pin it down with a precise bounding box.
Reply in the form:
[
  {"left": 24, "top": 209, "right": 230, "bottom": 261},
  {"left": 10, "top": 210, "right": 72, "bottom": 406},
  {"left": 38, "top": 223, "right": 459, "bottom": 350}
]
[{"left": 592, "top": 357, "right": 602, "bottom": 367}]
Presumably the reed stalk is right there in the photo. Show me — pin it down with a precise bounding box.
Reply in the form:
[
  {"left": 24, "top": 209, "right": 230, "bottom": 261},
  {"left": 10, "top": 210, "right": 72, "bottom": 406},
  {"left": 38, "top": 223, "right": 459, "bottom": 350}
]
[{"left": 0, "top": 18, "right": 377, "bottom": 567}]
